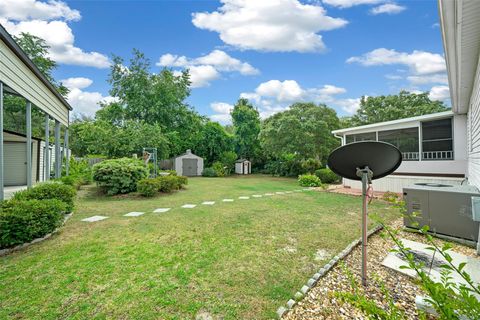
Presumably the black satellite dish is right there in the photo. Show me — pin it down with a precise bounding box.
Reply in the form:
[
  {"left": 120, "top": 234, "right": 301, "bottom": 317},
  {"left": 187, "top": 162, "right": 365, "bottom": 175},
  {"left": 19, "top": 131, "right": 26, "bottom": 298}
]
[
  {"left": 327, "top": 141, "right": 402, "bottom": 181},
  {"left": 327, "top": 141, "right": 402, "bottom": 286}
]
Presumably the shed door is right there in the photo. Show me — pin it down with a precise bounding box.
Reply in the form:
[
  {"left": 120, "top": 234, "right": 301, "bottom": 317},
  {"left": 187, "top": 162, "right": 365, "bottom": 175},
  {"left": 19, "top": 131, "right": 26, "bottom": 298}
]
[
  {"left": 182, "top": 158, "right": 198, "bottom": 176},
  {"left": 4, "top": 142, "right": 27, "bottom": 186}
]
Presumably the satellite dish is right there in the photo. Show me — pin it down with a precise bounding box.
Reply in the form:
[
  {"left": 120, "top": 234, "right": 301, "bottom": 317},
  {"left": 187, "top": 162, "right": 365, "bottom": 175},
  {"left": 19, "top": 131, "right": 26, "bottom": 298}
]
[
  {"left": 327, "top": 141, "right": 402, "bottom": 286},
  {"left": 327, "top": 141, "right": 402, "bottom": 181}
]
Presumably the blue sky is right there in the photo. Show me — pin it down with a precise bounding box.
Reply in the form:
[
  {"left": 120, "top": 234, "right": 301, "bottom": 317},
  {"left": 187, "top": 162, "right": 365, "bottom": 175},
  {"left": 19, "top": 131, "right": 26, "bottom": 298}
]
[{"left": 0, "top": 0, "right": 449, "bottom": 123}]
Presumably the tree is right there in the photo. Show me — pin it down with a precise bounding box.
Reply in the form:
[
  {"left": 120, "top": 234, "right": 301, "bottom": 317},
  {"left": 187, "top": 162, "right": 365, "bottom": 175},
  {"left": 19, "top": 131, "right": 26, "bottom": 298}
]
[
  {"left": 231, "top": 98, "right": 261, "bottom": 160},
  {"left": 259, "top": 102, "right": 340, "bottom": 165},
  {"left": 345, "top": 91, "right": 448, "bottom": 127},
  {"left": 194, "top": 121, "right": 234, "bottom": 165}
]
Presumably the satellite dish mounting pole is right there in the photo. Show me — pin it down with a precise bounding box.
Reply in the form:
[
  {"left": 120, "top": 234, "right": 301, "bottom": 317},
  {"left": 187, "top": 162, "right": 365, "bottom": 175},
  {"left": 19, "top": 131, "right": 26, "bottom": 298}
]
[{"left": 356, "top": 166, "right": 373, "bottom": 286}]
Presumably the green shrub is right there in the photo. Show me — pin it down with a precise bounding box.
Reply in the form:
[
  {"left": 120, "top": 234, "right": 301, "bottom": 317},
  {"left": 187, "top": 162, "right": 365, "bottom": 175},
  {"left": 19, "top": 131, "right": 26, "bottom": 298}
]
[
  {"left": 202, "top": 167, "right": 217, "bottom": 177},
  {"left": 0, "top": 199, "right": 67, "bottom": 249},
  {"left": 92, "top": 158, "right": 148, "bottom": 195},
  {"left": 137, "top": 179, "right": 160, "bottom": 197},
  {"left": 13, "top": 182, "right": 76, "bottom": 212},
  {"left": 159, "top": 170, "right": 177, "bottom": 176},
  {"left": 212, "top": 161, "right": 226, "bottom": 177},
  {"left": 301, "top": 158, "right": 322, "bottom": 174},
  {"left": 298, "top": 174, "right": 322, "bottom": 187},
  {"left": 176, "top": 176, "right": 188, "bottom": 188},
  {"left": 220, "top": 151, "right": 237, "bottom": 175},
  {"left": 315, "top": 168, "right": 340, "bottom": 184},
  {"left": 157, "top": 175, "right": 178, "bottom": 193},
  {"left": 382, "top": 191, "right": 399, "bottom": 202}
]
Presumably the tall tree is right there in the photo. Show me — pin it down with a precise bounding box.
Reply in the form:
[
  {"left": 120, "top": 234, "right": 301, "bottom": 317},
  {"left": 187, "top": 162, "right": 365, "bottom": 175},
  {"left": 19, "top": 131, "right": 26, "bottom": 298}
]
[
  {"left": 194, "top": 121, "right": 234, "bottom": 165},
  {"left": 259, "top": 102, "right": 340, "bottom": 164},
  {"left": 345, "top": 91, "right": 448, "bottom": 127},
  {"left": 231, "top": 98, "right": 261, "bottom": 160}
]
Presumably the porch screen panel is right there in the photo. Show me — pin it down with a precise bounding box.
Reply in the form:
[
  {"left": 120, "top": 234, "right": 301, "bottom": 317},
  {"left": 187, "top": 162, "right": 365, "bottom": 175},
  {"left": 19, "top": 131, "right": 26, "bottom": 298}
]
[
  {"left": 421, "top": 118, "right": 453, "bottom": 160},
  {"left": 378, "top": 127, "right": 419, "bottom": 161}
]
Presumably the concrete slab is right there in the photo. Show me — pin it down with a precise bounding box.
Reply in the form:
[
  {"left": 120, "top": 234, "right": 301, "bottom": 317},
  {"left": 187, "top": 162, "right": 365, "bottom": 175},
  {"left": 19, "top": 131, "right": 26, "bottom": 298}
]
[
  {"left": 124, "top": 212, "right": 145, "bottom": 217},
  {"left": 382, "top": 238, "right": 480, "bottom": 295},
  {"left": 276, "top": 191, "right": 285, "bottom": 195},
  {"left": 202, "top": 201, "right": 215, "bottom": 205},
  {"left": 82, "top": 215, "right": 109, "bottom": 222},
  {"left": 153, "top": 208, "right": 171, "bottom": 213},
  {"left": 252, "top": 194, "right": 263, "bottom": 198},
  {"left": 285, "top": 191, "right": 293, "bottom": 194},
  {"left": 181, "top": 204, "right": 196, "bottom": 209},
  {"left": 222, "top": 199, "right": 234, "bottom": 202},
  {"left": 264, "top": 193, "right": 274, "bottom": 196},
  {"left": 238, "top": 196, "right": 250, "bottom": 200}
]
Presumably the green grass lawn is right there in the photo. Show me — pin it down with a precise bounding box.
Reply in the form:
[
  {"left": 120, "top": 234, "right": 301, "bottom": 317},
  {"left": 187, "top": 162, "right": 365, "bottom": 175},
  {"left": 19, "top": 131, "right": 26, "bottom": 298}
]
[{"left": 0, "top": 175, "right": 398, "bottom": 319}]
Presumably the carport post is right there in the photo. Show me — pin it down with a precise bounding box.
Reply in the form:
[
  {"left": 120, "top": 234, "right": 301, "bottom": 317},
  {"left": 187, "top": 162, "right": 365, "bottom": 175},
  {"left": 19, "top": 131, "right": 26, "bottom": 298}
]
[
  {"left": 54, "top": 120, "right": 61, "bottom": 178},
  {"left": 64, "top": 128, "right": 69, "bottom": 175},
  {"left": 26, "top": 101, "right": 32, "bottom": 188},
  {"left": 44, "top": 114, "right": 50, "bottom": 181},
  {"left": 0, "top": 82, "right": 4, "bottom": 200}
]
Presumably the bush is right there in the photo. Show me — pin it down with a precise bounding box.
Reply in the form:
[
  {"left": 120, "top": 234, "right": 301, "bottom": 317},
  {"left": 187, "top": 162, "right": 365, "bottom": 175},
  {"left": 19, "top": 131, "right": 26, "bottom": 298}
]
[
  {"left": 92, "top": 158, "right": 148, "bottom": 195},
  {"left": 220, "top": 151, "right": 237, "bottom": 175},
  {"left": 137, "top": 179, "right": 160, "bottom": 197},
  {"left": 315, "top": 168, "right": 340, "bottom": 184},
  {"left": 298, "top": 174, "right": 322, "bottom": 187},
  {"left": 301, "top": 158, "right": 322, "bottom": 174},
  {"left": 159, "top": 170, "right": 177, "bottom": 176},
  {"left": 212, "top": 161, "right": 226, "bottom": 177},
  {"left": 157, "top": 175, "right": 178, "bottom": 193},
  {"left": 382, "top": 191, "right": 399, "bottom": 202},
  {"left": 13, "top": 182, "right": 76, "bottom": 212},
  {"left": 202, "top": 167, "right": 217, "bottom": 177},
  {"left": 0, "top": 199, "right": 67, "bottom": 249},
  {"left": 176, "top": 176, "right": 188, "bottom": 188}
]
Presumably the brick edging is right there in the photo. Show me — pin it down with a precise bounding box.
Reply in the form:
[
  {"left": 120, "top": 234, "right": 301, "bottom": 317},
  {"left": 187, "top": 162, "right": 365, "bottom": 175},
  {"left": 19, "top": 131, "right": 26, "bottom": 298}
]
[
  {"left": 276, "top": 224, "right": 383, "bottom": 318},
  {"left": 0, "top": 212, "right": 73, "bottom": 257}
]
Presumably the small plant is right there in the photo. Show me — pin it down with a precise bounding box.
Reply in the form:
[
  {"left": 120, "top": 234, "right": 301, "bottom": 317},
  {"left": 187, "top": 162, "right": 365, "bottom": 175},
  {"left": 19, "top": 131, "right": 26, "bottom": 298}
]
[
  {"left": 137, "top": 179, "right": 160, "bottom": 197},
  {"left": 13, "top": 182, "right": 76, "bottom": 212},
  {"left": 298, "top": 174, "right": 322, "bottom": 187},
  {"left": 202, "top": 167, "right": 217, "bottom": 177},
  {"left": 212, "top": 161, "right": 226, "bottom": 177},
  {"left": 92, "top": 158, "right": 148, "bottom": 195},
  {"left": 0, "top": 199, "right": 67, "bottom": 249},
  {"left": 176, "top": 176, "right": 188, "bottom": 188},
  {"left": 382, "top": 191, "right": 399, "bottom": 202},
  {"left": 315, "top": 168, "right": 340, "bottom": 184}
]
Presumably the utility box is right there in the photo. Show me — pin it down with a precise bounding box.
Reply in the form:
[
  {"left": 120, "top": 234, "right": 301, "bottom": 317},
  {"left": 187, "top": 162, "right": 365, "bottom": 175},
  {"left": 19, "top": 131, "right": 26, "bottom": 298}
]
[{"left": 403, "top": 184, "right": 480, "bottom": 242}]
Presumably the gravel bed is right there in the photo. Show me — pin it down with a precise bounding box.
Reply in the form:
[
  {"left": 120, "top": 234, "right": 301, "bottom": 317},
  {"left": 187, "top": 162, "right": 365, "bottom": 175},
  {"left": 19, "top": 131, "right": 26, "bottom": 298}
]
[{"left": 283, "top": 219, "right": 477, "bottom": 319}]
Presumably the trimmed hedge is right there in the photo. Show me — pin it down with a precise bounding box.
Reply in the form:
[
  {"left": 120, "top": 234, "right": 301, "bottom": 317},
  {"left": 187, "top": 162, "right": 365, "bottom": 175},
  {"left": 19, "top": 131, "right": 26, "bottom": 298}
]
[
  {"left": 137, "top": 179, "right": 160, "bottom": 197},
  {"left": 93, "top": 158, "right": 148, "bottom": 195},
  {"left": 0, "top": 199, "right": 66, "bottom": 249},
  {"left": 137, "top": 175, "right": 188, "bottom": 196},
  {"left": 13, "top": 182, "right": 76, "bottom": 212},
  {"left": 315, "top": 168, "right": 340, "bottom": 184}
]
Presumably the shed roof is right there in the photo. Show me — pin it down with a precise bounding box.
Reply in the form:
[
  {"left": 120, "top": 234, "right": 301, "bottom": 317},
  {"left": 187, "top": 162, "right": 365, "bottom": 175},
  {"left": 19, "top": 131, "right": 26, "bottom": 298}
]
[
  {"left": 0, "top": 24, "right": 72, "bottom": 111},
  {"left": 235, "top": 159, "right": 250, "bottom": 163}
]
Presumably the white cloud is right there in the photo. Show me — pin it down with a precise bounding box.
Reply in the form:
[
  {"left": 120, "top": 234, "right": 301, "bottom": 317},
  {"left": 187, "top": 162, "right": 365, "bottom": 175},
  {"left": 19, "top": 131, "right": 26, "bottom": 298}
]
[
  {"left": 62, "top": 77, "right": 116, "bottom": 116},
  {"left": 370, "top": 3, "right": 405, "bottom": 15},
  {"left": 158, "top": 50, "right": 258, "bottom": 87},
  {"left": 407, "top": 74, "right": 448, "bottom": 85},
  {"left": 323, "top": 0, "right": 383, "bottom": 8},
  {"left": 239, "top": 80, "right": 356, "bottom": 117},
  {"left": 334, "top": 98, "right": 361, "bottom": 114},
  {"left": 60, "top": 77, "right": 93, "bottom": 90},
  {"left": 347, "top": 48, "right": 446, "bottom": 75},
  {"left": 209, "top": 102, "right": 234, "bottom": 124},
  {"left": 428, "top": 85, "right": 450, "bottom": 101},
  {"left": 0, "top": 0, "right": 81, "bottom": 21},
  {"left": 192, "top": 0, "right": 347, "bottom": 52}
]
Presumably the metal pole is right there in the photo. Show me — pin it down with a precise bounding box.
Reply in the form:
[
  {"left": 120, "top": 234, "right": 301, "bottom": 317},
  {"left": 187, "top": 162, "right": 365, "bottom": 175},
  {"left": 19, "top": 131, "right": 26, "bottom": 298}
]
[
  {"left": 45, "top": 115, "right": 50, "bottom": 181},
  {"left": 65, "top": 128, "right": 69, "bottom": 176},
  {"left": 55, "top": 120, "right": 61, "bottom": 178},
  {"left": 26, "top": 101, "right": 32, "bottom": 188},
  {"left": 361, "top": 171, "right": 368, "bottom": 286},
  {"left": 0, "top": 83, "right": 4, "bottom": 200}
]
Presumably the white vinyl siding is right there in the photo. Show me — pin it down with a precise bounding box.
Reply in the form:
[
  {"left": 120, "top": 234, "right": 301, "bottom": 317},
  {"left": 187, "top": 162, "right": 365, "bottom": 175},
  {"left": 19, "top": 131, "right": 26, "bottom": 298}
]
[
  {"left": 467, "top": 56, "right": 480, "bottom": 189},
  {"left": 0, "top": 39, "right": 69, "bottom": 126}
]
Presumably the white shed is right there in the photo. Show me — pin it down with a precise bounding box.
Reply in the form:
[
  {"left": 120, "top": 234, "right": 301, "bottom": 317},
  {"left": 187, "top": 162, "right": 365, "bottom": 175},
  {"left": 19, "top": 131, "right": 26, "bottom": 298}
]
[
  {"left": 173, "top": 149, "right": 203, "bottom": 176},
  {"left": 235, "top": 159, "right": 251, "bottom": 175}
]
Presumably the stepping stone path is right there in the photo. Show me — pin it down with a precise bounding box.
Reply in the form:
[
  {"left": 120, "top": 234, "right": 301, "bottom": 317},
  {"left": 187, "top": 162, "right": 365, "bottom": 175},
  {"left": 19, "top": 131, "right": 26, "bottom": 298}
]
[
  {"left": 223, "top": 199, "right": 234, "bottom": 202},
  {"left": 252, "top": 194, "right": 263, "bottom": 198},
  {"left": 264, "top": 193, "right": 274, "bottom": 196},
  {"left": 124, "top": 212, "right": 145, "bottom": 217},
  {"left": 238, "top": 196, "right": 250, "bottom": 200},
  {"left": 285, "top": 191, "right": 293, "bottom": 194},
  {"left": 276, "top": 191, "right": 285, "bottom": 195},
  {"left": 153, "top": 208, "right": 171, "bottom": 213},
  {"left": 181, "top": 204, "right": 196, "bottom": 209},
  {"left": 202, "top": 201, "right": 215, "bottom": 205},
  {"left": 82, "top": 215, "right": 108, "bottom": 222}
]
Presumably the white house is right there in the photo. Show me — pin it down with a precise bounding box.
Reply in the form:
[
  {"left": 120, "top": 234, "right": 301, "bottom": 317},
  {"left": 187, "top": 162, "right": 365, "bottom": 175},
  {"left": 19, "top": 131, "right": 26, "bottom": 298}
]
[
  {"left": 332, "top": 111, "right": 467, "bottom": 192},
  {"left": 172, "top": 149, "right": 204, "bottom": 176}
]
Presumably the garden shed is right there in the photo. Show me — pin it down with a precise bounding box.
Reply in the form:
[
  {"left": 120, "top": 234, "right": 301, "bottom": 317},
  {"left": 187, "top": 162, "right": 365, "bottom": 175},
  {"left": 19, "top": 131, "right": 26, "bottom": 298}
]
[
  {"left": 173, "top": 149, "right": 203, "bottom": 176},
  {"left": 235, "top": 159, "right": 251, "bottom": 175}
]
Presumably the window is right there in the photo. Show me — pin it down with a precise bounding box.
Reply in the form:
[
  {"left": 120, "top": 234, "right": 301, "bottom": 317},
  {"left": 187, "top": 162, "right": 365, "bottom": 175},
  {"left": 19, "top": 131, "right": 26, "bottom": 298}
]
[
  {"left": 345, "top": 132, "right": 376, "bottom": 144},
  {"left": 378, "top": 127, "right": 419, "bottom": 161},
  {"left": 421, "top": 118, "right": 453, "bottom": 160}
]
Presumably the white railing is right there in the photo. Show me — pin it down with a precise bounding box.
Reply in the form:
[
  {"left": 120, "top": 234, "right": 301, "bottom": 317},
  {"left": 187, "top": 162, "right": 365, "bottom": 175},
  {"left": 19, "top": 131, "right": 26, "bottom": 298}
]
[
  {"left": 422, "top": 150, "right": 454, "bottom": 160},
  {"left": 402, "top": 152, "right": 419, "bottom": 161}
]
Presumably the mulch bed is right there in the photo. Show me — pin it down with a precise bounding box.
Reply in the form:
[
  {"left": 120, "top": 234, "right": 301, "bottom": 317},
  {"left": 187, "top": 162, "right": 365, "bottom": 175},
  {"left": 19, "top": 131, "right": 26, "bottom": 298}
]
[{"left": 283, "top": 219, "right": 477, "bottom": 319}]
